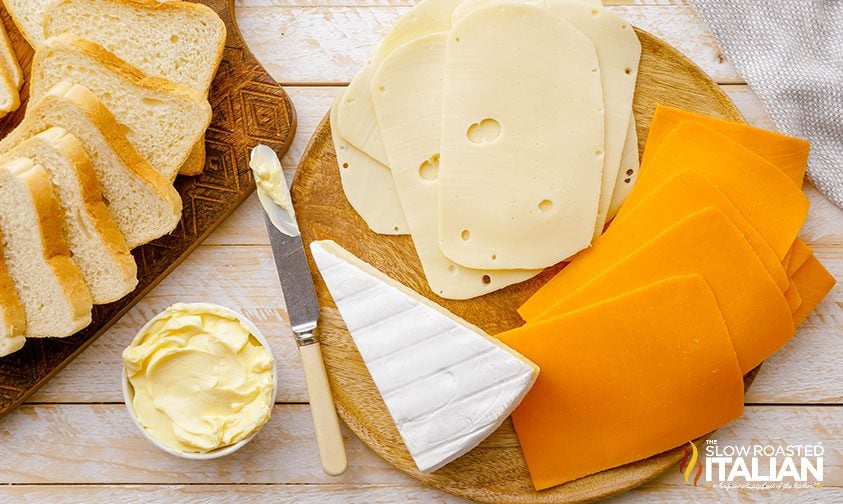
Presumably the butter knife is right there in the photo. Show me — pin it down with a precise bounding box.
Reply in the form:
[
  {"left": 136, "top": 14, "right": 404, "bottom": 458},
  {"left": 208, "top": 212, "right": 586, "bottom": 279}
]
[{"left": 250, "top": 145, "right": 348, "bottom": 476}]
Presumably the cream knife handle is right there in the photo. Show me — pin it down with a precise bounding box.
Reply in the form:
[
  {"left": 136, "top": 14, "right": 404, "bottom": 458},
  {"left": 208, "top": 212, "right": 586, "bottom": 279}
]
[{"left": 299, "top": 342, "right": 348, "bottom": 476}]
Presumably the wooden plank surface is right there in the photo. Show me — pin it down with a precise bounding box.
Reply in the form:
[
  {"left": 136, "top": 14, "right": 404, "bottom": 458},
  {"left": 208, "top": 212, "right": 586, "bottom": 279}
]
[{"left": 1, "top": 0, "right": 841, "bottom": 502}]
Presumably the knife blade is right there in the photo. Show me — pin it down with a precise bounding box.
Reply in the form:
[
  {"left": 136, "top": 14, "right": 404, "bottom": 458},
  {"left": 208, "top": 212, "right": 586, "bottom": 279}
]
[{"left": 251, "top": 145, "right": 347, "bottom": 476}]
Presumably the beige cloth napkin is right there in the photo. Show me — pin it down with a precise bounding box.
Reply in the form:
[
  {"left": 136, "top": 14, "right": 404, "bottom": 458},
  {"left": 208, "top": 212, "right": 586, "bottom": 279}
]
[{"left": 688, "top": 0, "right": 843, "bottom": 208}]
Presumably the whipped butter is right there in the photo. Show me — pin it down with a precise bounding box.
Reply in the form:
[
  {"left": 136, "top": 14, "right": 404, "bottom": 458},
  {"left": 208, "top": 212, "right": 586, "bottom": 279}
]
[{"left": 122, "top": 303, "right": 274, "bottom": 454}]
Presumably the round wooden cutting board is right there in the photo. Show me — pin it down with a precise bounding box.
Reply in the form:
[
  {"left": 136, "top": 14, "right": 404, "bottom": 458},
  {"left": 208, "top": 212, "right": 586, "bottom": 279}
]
[{"left": 293, "top": 30, "right": 746, "bottom": 503}]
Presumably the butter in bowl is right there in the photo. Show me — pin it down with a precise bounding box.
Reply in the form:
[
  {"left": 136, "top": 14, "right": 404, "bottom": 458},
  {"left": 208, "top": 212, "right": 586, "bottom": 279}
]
[{"left": 122, "top": 303, "right": 277, "bottom": 459}]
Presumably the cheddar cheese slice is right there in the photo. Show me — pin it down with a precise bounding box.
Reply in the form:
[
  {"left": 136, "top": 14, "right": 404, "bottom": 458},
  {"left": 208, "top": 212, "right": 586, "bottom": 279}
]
[
  {"left": 534, "top": 208, "right": 794, "bottom": 373},
  {"left": 791, "top": 254, "right": 836, "bottom": 325},
  {"left": 518, "top": 170, "right": 789, "bottom": 321},
  {"left": 784, "top": 283, "right": 802, "bottom": 313},
  {"left": 643, "top": 105, "right": 810, "bottom": 187},
  {"left": 786, "top": 239, "right": 813, "bottom": 277},
  {"left": 616, "top": 121, "right": 809, "bottom": 259},
  {"left": 499, "top": 275, "right": 744, "bottom": 490}
]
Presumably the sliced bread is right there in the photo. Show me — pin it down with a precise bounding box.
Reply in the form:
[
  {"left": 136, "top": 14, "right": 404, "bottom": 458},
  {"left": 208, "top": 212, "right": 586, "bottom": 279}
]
[
  {"left": 179, "top": 137, "right": 206, "bottom": 176},
  {"left": 0, "top": 158, "right": 92, "bottom": 338},
  {"left": 0, "top": 63, "right": 18, "bottom": 117},
  {"left": 1, "top": 128, "right": 138, "bottom": 303},
  {"left": 1, "top": 0, "right": 51, "bottom": 47},
  {"left": 0, "top": 82, "right": 183, "bottom": 248},
  {"left": 44, "top": 0, "right": 226, "bottom": 94},
  {"left": 0, "top": 243, "right": 26, "bottom": 356},
  {"left": 0, "top": 16, "right": 22, "bottom": 89},
  {"left": 30, "top": 35, "right": 212, "bottom": 182}
]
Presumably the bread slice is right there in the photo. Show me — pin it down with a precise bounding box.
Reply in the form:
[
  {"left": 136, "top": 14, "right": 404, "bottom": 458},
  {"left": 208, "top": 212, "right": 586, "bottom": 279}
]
[
  {"left": 30, "top": 35, "right": 212, "bottom": 182},
  {"left": 0, "top": 244, "right": 26, "bottom": 356},
  {"left": 1, "top": 128, "right": 138, "bottom": 303},
  {"left": 0, "top": 16, "right": 22, "bottom": 89},
  {"left": 44, "top": 0, "right": 226, "bottom": 94},
  {"left": 0, "top": 82, "right": 183, "bottom": 248},
  {"left": 1, "top": 0, "right": 51, "bottom": 47},
  {"left": 0, "top": 63, "right": 18, "bottom": 117},
  {"left": 0, "top": 158, "right": 92, "bottom": 338},
  {"left": 179, "top": 138, "right": 206, "bottom": 176}
]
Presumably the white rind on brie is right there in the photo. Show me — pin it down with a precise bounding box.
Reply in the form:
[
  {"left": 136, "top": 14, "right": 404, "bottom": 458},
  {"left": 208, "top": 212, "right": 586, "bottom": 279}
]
[{"left": 310, "top": 240, "right": 538, "bottom": 473}]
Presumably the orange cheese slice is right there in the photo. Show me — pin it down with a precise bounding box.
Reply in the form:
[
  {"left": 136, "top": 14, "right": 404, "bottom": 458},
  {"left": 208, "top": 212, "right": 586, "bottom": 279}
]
[
  {"left": 616, "top": 121, "right": 809, "bottom": 259},
  {"left": 786, "top": 239, "right": 813, "bottom": 277},
  {"left": 791, "top": 254, "right": 836, "bottom": 325},
  {"left": 534, "top": 208, "right": 794, "bottom": 373},
  {"left": 784, "top": 283, "right": 802, "bottom": 313},
  {"left": 499, "top": 274, "right": 744, "bottom": 490},
  {"left": 643, "top": 105, "right": 810, "bottom": 186},
  {"left": 518, "top": 170, "right": 789, "bottom": 321}
]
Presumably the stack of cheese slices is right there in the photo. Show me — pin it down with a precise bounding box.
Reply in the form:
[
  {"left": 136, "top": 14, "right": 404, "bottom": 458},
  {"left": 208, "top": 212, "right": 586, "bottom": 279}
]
[
  {"left": 332, "top": 0, "right": 642, "bottom": 300},
  {"left": 499, "top": 106, "right": 836, "bottom": 489},
  {"left": 0, "top": 0, "right": 226, "bottom": 357}
]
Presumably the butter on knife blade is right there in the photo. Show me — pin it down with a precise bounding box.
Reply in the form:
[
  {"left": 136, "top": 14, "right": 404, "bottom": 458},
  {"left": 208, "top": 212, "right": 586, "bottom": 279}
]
[{"left": 250, "top": 144, "right": 299, "bottom": 236}]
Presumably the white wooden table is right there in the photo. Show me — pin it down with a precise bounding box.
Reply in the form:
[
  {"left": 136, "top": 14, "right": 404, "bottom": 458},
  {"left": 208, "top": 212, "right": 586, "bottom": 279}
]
[{"left": 0, "top": 1, "right": 840, "bottom": 502}]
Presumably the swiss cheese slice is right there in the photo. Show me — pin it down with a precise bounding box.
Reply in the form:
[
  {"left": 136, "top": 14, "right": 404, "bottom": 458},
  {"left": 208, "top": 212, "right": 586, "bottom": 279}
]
[
  {"left": 438, "top": 3, "right": 605, "bottom": 269},
  {"left": 336, "top": 0, "right": 463, "bottom": 165},
  {"left": 534, "top": 208, "right": 794, "bottom": 373},
  {"left": 450, "top": 1, "right": 639, "bottom": 238},
  {"left": 499, "top": 275, "right": 744, "bottom": 490},
  {"left": 644, "top": 105, "right": 811, "bottom": 187},
  {"left": 310, "top": 240, "right": 538, "bottom": 473},
  {"left": 791, "top": 254, "right": 836, "bottom": 325},
  {"left": 518, "top": 170, "right": 789, "bottom": 321},
  {"left": 330, "top": 93, "right": 409, "bottom": 235},
  {"left": 608, "top": 116, "right": 640, "bottom": 219},
  {"left": 616, "top": 121, "right": 810, "bottom": 259},
  {"left": 371, "top": 32, "right": 541, "bottom": 299}
]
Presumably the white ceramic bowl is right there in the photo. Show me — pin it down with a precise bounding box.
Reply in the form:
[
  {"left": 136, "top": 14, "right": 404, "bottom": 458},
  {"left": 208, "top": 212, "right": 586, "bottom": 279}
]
[{"left": 122, "top": 302, "right": 277, "bottom": 460}]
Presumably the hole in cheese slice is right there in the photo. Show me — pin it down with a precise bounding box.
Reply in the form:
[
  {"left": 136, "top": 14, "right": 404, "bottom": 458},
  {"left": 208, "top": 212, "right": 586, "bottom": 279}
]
[
  {"left": 533, "top": 207, "right": 794, "bottom": 374},
  {"left": 498, "top": 274, "right": 744, "bottom": 490},
  {"left": 518, "top": 170, "right": 789, "bottom": 321},
  {"left": 615, "top": 121, "right": 809, "bottom": 260}
]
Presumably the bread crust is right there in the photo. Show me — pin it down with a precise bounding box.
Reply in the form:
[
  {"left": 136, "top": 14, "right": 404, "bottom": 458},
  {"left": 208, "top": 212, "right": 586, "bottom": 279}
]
[
  {"left": 0, "top": 234, "right": 26, "bottom": 355},
  {"left": 178, "top": 138, "right": 206, "bottom": 177},
  {"left": 0, "top": 17, "right": 22, "bottom": 88}
]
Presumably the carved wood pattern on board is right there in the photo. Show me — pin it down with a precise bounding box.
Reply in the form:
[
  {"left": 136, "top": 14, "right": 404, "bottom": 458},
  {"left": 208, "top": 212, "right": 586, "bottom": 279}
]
[{"left": 0, "top": 0, "right": 296, "bottom": 415}]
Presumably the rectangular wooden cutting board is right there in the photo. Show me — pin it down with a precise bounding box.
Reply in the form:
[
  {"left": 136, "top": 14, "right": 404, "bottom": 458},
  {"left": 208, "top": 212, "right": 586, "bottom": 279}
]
[{"left": 0, "top": 0, "right": 296, "bottom": 416}]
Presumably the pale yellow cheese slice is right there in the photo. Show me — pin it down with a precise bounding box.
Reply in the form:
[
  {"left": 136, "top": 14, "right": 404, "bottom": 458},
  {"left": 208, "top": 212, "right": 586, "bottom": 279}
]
[
  {"left": 336, "top": 0, "right": 464, "bottom": 165},
  {"left": 372, "top": 33, "right": 540, "bottom": 299},
  {"left": 330, "top": 92, "right": 408, "bottom": 235},
  {"left": 607, "top": 116, "right": 640, "bottom": 219},
  {"left": 438, "top": 3, "right": 605, "bottom": 270},
  {"left": 451, "top": 0, "right": 638, "bottom": 238}
]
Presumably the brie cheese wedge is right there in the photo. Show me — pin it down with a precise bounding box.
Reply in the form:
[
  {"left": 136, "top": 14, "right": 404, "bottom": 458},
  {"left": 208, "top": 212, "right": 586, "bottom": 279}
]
[{"left": 310, "top": 240, "right": 539, "bottom": 473}]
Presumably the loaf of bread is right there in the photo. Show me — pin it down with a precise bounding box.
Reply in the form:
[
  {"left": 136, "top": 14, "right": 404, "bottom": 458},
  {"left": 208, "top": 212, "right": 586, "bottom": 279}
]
[
  {"left": 31, "top": 35, "right": 212, "bottom": 182},
  {"left": 1, "top": 128, "right": 138, "bottom": 304},
  {"left": 0, "top": 82, "right": 183, "bottom": 248},
  {"left": 0, "top": 158, "right": 92, "bottom": 338}
]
